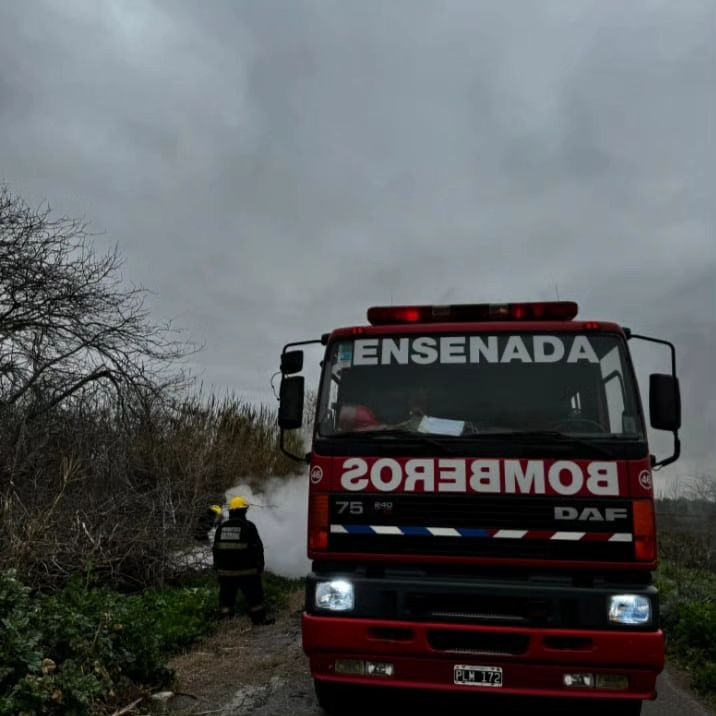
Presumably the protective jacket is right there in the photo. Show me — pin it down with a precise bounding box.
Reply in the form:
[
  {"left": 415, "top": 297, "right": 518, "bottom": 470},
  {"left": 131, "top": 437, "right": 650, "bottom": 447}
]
[
  {"left": 212, "top": 514, "right": 265, "bottom": 577},
  {"left": 194, "top": 506, "right": 222, "bottom": 541}
]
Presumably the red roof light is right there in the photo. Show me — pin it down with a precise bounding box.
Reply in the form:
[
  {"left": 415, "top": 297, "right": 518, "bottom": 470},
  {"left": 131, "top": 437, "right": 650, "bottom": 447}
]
[
  {"left": 402, "top": 308, "right": 423, "bottom": 322},
  {"left": 367, "top": 302, "right": 578, "bottom": 325}
]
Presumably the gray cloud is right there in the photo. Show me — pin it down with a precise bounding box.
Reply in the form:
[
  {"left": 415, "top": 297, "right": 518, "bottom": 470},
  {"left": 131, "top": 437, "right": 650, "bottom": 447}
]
[{"left": 0, "top": 0, "right": 713, "bottom": 478}]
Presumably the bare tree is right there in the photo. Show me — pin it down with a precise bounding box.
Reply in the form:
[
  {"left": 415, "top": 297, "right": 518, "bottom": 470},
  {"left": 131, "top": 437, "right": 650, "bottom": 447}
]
[
  {"left": 0, "top": 186, "right": 200, "bottom": 586},
  {"left": 0, "top": 187, "right": 302, "bottom": 589},
  {"left": 687, "top": 472, "right": 716, "bottom": 503},
  {"left": 0, "top": 185, "right": 194, "bottom": 429}
]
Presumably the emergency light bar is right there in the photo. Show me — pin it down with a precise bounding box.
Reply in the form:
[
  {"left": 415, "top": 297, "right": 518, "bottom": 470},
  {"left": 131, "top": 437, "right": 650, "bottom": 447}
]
[{"left": 367, "top": 302, "right": 578, "bottom": 326}]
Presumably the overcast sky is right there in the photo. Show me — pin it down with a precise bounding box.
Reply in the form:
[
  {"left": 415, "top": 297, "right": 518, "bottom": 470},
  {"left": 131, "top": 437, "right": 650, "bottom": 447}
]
[{"left": 0, "top": 0, "right": 713, "bottom": 485}]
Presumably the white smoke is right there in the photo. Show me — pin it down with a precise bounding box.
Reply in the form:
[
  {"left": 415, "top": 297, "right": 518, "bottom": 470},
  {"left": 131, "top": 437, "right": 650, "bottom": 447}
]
[{"left": 225, "top": 473, "right": 311, "bottom": 578}]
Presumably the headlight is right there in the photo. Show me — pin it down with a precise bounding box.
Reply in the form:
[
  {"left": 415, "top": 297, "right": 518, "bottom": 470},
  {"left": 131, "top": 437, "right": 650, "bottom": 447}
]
[
  {"left": 608, "top": 594, "right": 651, "bottom": 625},
  {"left": 315, "top": 580, "right": 354, "bottom": 611}
]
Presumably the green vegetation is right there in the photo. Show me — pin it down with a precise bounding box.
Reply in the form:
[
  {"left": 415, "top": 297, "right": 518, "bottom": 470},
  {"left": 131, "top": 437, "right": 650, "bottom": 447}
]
[
  {"left": 656, "top": 496, "right": 716, "bottom": 706},
  {"left": 258, "top": 572, "right": 302, "bottom": 613},
  {"left": 657, "top": 562, "right": 716, "bottom": 707},
  {"left": 0, "top": 570, "right": 299, "bottom": 715}
]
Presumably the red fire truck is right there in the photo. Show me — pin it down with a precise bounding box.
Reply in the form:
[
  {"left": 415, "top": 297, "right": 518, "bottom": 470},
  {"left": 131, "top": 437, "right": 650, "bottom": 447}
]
[{"left": 277, "top": 302, "right": 681, "bottom": 715}]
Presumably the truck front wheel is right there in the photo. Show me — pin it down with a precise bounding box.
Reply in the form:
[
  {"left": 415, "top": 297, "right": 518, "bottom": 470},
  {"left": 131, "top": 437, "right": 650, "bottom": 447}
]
[
  {"left": 605, "top": 700, "right": 642, "bottom": 716},
  {"left": 314, "top": 679, "right": 352, "bottom": 714}
]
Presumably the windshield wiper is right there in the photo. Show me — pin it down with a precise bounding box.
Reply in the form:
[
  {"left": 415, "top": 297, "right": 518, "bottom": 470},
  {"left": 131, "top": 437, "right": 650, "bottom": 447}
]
[
  {"left": 323, "top": 429, "right": 621, "bottom": 458},
  {"left": 326, "top": 429, "right": 455, "bottom": 454},
  {"left": 462, "top": 430, "right": 617, "bottom": 458}
]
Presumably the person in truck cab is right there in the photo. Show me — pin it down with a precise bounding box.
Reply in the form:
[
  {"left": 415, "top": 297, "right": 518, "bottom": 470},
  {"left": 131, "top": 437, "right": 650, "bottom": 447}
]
[
  {"left": 337, "top": 385, "right": 429, "bottom": 433},
  {"left": 337, "top": 403, "right": 382, "bottom": 432}
]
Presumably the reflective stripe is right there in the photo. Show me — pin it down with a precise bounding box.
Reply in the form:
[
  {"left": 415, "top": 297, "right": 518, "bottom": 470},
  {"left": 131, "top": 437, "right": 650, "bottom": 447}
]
[
  {"left": 216, "top": 568, "right": 258, "bottom": 577},
  {"left": 428, "top": 527, "right": 461, "bottom": 537},
  {"left": 609, "top": 533, "right": 633, "bottom": 542},
  {"left": 249, "top": 604, "right": 265, "bottom": 612},
  {"left": 329, "top": 524, "right": 631, "bottom": 543},
  {"left": 493, "top": 530, "right": 528, "bottom": 539},
  {"left": 214, "top": 542, "right": 249, "bottom": 550},
  {"left": 550, "top": 532, "right": 586, "bottom": 541},
  {"left": 372, "top": 526, "right": 403, "bottom": 535}
]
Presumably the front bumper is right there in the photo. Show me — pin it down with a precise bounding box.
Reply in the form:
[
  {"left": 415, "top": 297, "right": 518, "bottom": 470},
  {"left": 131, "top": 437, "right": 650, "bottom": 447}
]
[{"left": 303, "top": 614, "right": 664, "bottom": 700}]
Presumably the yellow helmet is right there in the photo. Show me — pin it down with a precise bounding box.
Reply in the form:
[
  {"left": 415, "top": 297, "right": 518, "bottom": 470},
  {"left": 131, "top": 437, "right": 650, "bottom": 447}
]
[
  {"left": 229, "top": 496, "right": 249, "bottom": 511},
  {"left": 210, "top": 505, "right": 222, "bottom": 515}
]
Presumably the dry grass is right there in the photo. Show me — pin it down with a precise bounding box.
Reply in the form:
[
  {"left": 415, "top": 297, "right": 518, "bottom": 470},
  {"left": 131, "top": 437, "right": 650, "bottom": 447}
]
[{"left": 0, "top": 394, "right": 305, "bottom": 589}]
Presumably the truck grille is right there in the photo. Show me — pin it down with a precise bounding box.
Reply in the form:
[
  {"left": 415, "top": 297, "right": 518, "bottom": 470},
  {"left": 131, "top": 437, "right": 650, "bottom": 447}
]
[
  {"left": 405, "top": 593, "right": 552, "bottom": 625},
  {"left": 428, "top": 630, "right": 530, "bottom": 656}
]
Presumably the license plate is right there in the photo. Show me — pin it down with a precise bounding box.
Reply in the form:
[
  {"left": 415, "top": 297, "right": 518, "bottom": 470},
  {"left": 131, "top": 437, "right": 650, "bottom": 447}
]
[{"left": 453, "top": 664, "right": 503, "bottom": 688}]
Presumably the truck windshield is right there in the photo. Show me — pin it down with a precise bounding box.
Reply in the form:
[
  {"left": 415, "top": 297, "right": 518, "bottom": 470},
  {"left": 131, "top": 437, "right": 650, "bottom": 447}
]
[{"left": 316, "top": 332, "right": 644, "bottom": 439}]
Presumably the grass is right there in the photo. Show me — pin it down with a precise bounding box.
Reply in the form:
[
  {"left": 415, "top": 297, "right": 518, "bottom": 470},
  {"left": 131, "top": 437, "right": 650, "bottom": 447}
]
[{"left": 657, "top": 562, "right": 716, "bottom": 709}]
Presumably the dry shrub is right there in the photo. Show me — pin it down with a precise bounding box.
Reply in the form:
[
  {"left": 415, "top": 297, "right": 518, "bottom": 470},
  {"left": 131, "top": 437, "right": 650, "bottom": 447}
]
[{"left": 0, "top": 394, "right": 304, "bottom": 590}]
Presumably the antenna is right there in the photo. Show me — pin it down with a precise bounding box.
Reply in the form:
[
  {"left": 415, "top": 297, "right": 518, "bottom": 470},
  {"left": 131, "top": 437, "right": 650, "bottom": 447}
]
[{"left": 554, "top": 284, "right": 561, "bottom": 300}]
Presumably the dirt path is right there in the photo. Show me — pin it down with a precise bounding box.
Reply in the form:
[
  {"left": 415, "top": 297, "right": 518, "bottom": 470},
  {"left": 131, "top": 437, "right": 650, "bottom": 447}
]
[{"left": 167, "top": 590, "right": 319, "bottom": 715}]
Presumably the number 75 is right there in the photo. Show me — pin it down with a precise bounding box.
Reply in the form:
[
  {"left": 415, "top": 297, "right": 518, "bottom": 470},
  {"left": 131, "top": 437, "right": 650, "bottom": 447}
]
[{"left": 336, "top": 501, "right": 364, "bottom": 515}]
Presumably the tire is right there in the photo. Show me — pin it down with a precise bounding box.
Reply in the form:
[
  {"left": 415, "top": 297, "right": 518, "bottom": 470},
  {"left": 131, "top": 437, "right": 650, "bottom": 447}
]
[
  {"left": 314, "top": 680, "right": 356, "bottom": 715},
  {"left": 313, "top": 680, "right": 340, "bottom": 714},
  {"left": 607, "top": 700, "right": 642, "bottom": 716}
]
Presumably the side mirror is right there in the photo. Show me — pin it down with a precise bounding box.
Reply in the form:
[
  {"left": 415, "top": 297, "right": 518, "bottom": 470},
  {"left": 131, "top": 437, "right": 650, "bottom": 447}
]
[
  {"left": 278, "top": 376, "right": 305, "bottom": 430},
  {"left": 649, "top": 374, "right": 681, "bottom": 432},
  {"left": 281, "top": 350, "right": 304, "bottom": 375}
]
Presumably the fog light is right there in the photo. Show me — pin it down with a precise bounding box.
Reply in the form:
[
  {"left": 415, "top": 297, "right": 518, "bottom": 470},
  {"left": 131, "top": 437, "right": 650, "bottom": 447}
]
[
  {"left": 335, "top": 659, "right": 364, "bottom": 675},
  {"left": 315, "top": 580, "right": 354, "bottom": 611},
  {"left": 608, "top": 594, "right": 651, "bottom": 625},
  {"left": 564, "top": 673, "right": 594, "bottom": 688},
  {"left": 596, "top": 673, "right": 629, "bottom": 690},
  {"left": 366, "top": 661, "right": 394, "bottom": 677}
]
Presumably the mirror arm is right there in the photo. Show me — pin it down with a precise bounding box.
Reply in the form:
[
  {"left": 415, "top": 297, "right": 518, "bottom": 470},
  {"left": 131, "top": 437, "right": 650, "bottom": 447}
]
[
  {"left": 630, "top": 332, "right": 680, "bottom": 469},
  {"left": 628, "top": 333, "right": 677, "bottom": 376},
  {"left": 280, "top": 429, "right": 310, "bottom": 463},
  {"left": 281, "top": 337, "right": 326, "bottom": 355},
  {"left": 652, "top": 434, "right": 681, "bottom": 470}
]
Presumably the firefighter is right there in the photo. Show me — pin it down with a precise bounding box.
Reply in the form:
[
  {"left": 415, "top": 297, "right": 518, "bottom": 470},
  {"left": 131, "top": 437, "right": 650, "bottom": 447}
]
[
  {"left": 212, "top": 496, "right": 274, "bottom": 625},
  {"left": 194, "top": 504, "right": 223, "bottom": 542}
]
